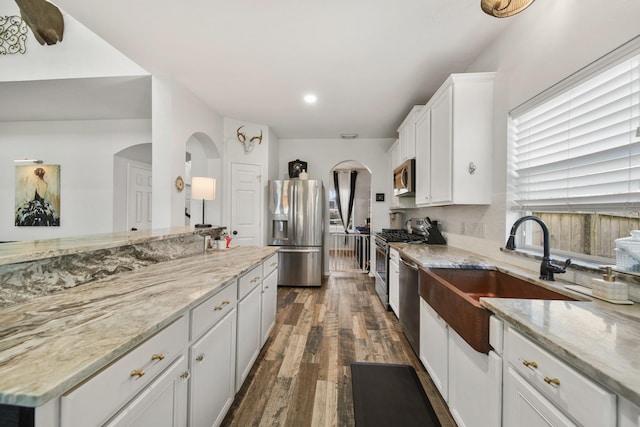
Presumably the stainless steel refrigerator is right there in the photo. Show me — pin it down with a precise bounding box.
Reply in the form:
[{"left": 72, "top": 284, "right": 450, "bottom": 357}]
[{"left": 268, "top": 179, "right": 324, "bottom": 287}]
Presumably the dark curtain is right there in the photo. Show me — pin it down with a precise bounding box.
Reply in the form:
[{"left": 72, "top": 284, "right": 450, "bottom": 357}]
[{"left": 333, "top": 170, "right": 358, "bottom": 234}]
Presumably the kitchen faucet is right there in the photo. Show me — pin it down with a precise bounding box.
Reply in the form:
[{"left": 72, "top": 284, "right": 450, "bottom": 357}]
[{"left": 505, "top": 215, "right": 571, "bottom": 281}]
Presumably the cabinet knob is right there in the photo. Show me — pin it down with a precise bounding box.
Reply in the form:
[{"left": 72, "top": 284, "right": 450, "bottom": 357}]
[
  {"left": 179, "top": 371, "right": 190, "bottom": 381},
  {"left": 196, "top": 354, "right": 205, "bottom": 362},
  {"left": 544, "top": 377, "right": 561, "bottom": 386},
  {"left": 151, "top": 354, "right": 165, "bottom": 362},
  {"left": 522, "top": 360, "right": 538, "bottom": 369},
  {"left": 130, "top": 369, "right": 145, "bottom": 378}
]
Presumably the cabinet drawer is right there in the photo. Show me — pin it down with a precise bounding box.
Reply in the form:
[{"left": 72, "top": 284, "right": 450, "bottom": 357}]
[
  {"left": 61, "top": 316, "right": 188, "bottom": 427},
  {"left": 505, "top": 327, "right": 615, "bottom": 427},
  {"left": 263, "top": 253, "right": 279, "bottom": 277},
  {"left": 238, "top": 265, "right": 262, "bottom": 300},
  {"left": 191, "top": 281, "right": 237, "bottom": 340},
  {"left": 389, "top": 248, "right": 400, "bottom": 263}
]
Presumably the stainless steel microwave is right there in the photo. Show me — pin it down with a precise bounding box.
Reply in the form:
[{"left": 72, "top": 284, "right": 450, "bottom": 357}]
[{"left": 393, "top": 159, "right": 415, "bottom": 197}]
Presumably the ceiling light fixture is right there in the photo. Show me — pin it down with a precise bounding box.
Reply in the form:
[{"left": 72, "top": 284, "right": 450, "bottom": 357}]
[
  {"left": 340, "top": 133, "right": 358, "bottom": 140},
  {"left": 304, "top": 94, "right": 317, "bottom": 104},
  {"left": 481, "top": 0, "right": 535, "bottom": 17}
]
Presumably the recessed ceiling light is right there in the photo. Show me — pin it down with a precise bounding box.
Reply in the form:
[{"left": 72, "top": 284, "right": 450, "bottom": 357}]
[{"left": 304, "top": 94, "right": 317, "bottom": 104}]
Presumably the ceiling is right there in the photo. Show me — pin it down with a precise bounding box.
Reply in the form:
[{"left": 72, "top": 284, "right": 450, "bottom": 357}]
[{"left": 47, "top": 0, "right": 512, "bottom": 139}]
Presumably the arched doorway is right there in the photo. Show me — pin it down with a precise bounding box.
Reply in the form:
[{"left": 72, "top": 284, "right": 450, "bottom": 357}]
[{"left": 329, "top": 160, "right": 371, "bottom": 272}]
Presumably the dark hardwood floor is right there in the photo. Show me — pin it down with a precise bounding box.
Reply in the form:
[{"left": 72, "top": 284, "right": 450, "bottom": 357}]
[{"left": 221, "top": 271, "right": 457, "bottom": 427}]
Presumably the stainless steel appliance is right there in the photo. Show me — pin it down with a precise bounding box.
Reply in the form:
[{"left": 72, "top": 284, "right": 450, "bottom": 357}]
[
  {"left": 268, "top": 179, "right": 324, "bottom": 287},
  {"left": 399, "top": 256, "right": 420, "bottom": 356},
  {"left": 393, "top": 159, "right": 415, "bottom": 197},
  {"left": 373, "top": 228, "right": 427, "bottom": 310}
]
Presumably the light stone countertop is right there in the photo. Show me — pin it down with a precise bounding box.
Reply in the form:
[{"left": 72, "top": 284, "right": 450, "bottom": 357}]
[
  {"left": 0, "top": 226, "right": 222, "bottom": 266},
  {"left": 0, "top": 245, "right": 277, "bottom": 407},
  {"left": 392, "top": 242, "right": 640, "bottom": 407}
]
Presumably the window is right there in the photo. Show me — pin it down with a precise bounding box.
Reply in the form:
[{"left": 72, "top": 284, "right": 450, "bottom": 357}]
[{"left": 510, "top": 36, "right": 640, "bottom": 260}]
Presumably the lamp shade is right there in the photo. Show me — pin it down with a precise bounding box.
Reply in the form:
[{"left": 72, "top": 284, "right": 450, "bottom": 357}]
[
  {"left": 481, "top": 0, "right": 535, "bottom": 17},
  {"left": 191, "top": 177, "right": 216, "bottom": 200}
]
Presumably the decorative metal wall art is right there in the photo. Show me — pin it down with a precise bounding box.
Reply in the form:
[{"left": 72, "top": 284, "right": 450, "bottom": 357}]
[
  {"left": 236, "top": 126, "right": 264, "bottom": 153},
  {"left": 0, "top": 16, "right": 28, "bottom": 54}
]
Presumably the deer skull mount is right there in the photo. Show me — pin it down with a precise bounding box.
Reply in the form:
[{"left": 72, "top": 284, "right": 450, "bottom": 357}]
[{"left": 236, "top": 126, "right": 263, "bottom": 153}]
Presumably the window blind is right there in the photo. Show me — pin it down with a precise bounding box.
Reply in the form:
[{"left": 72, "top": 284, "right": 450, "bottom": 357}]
[{"left": 511, "top": 52, "right": 640, "bottom": 211}]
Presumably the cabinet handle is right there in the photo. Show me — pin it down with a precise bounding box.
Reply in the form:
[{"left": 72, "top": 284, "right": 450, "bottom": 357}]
[
  {"left": 214, "top": 306, "right": 223, "bottom": 311},
  {"left": 522, "top": 360, "right": 538, "bottom": 369},
  {"left": 264, "top": 285, "right": 269, "bottom": 289},
  {"left": 270, "top": 262, "right": 277, "bottom": 267},
  {"left": 196, "top": 354, "right": 205, "bottom": 362},
  {"left": 251, "top": 276, "right": 261, "bottom": 283},
  {"left": 151, "top": 354, "right": 165, "bottom": 361},
  {"left": 180, "top": 371, "right": 190, "bottom": 381},
  {"left": 544, "top": 377, "right": 561, "bottom": 386},
  {"left": 221, "top": 300, "right": 230, "bottom": 306},
  {"left": 130, "top": 370, "right": 145, "bottom": 378}
]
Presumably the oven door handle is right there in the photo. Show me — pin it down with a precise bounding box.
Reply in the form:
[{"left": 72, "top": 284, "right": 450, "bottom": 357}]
[{"left": 400, "top": 258, "right": 419, "bottom": 271}]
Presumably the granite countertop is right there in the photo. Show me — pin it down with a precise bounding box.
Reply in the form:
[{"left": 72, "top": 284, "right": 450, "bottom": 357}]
[
  {"left": 0, "top": 245, "right": 277, "bottom": 407},
  {"left": 0, "top": 226, "right": 222, "bottom": 266},
  {"left": 393, "top": 242, "right": 640, "bottom": 407}
]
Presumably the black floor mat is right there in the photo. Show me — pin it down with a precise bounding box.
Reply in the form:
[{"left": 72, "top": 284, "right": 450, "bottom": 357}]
[{"left": 351, "top": 362, "right": 442, "bottom": 427}]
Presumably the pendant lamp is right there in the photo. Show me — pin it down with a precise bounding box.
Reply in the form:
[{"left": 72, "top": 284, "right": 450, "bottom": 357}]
[{"left": 481, "top": 0, "right": 535, "bottom": 18}]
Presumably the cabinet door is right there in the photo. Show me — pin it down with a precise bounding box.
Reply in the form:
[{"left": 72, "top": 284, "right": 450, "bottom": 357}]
[
  {"left": 261, "top": 269, "right": 278, "bottom": 346},
  {"left": 504, "top": 367, "right": 576, "bottom": 427},
  {"left": 447, "top": 328, "right": 501, "bottom": 427},
  {"left": 105, "top": 355, "right": 189, "bottom": 427},
  {"left": 430, "top": 84, "right": 453, "bottom": 205},
  {"left": 236, "top": 284, "right": 262, "bottom": 391},
  {"left": 388, "top": 259, "right": 400, "bottom": 317},
  {"left": 414, "top": 107, "right": 431, "bottom": 206},
  {"left": 190, "top": 309, "right": 237, "bottom": 427},
  {"left": 419, "top": 299, "right": 448, "bottom": 400}
]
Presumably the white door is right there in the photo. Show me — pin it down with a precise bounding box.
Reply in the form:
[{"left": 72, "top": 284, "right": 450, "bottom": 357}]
[
  {"left": 230, "top": 163, "right": 261, "bottom": 246},
  {"left": 128, "top": 163, "right": 153, "bottom": 231}
]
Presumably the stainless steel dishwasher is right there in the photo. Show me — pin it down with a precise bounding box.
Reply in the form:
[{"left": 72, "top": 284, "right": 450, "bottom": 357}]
[{"left": 399, "top": 256, "right": 420, "bottom": 356}]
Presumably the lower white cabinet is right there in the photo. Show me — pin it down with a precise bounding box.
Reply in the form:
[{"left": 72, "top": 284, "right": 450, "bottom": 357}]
[
  {"left": 619, "top": 396, "right": 640, "bottom": 427},
  {"left": 504, "top": 366, "right": 576, "bottom": 427},
  {"left": 105, "top": 355, "right": 189, "bottom": 427},
  {"left": 389, "top": 249, "right": 400, "bottom": 317},
  {"left": 261, "top": 267, "right": 278, "bottom": 346},
  {"left": 236, "top": 282, "right": 262, "bottom": 392},
  {"left": 189, "top": 309, "right": 237, "bottom": 427},
  {"left": 419, "top": 298, "right": 448, "bottom": 400},
  {"left": 419, "top": 298, "right": 501, "bottom": 427},
  {"left": 504, "top": 326, "right": 615, "bottom": 427}
]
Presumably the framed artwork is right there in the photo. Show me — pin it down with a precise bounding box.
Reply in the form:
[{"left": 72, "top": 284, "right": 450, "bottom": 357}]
[{"left": 15, "top": 164, "right": 61, "bottom": 226}]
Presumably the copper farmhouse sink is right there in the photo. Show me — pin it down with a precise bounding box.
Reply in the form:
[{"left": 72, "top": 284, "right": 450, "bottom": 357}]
[{"left": 419, "top": 268, "right": 576, "bottom": 354}]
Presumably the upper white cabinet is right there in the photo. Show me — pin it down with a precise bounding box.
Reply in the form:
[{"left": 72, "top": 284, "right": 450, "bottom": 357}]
[
  {"left": 396, "top": 105, "right": 423, "bottom": 166},
  {"left": 415, "top": 72, "right": 495, "bottom": 207}
]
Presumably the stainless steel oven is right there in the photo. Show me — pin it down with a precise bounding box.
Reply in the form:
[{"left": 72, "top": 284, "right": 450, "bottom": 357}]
[{"left": 374, "top": 235, "right": 389, "bottom": 309}]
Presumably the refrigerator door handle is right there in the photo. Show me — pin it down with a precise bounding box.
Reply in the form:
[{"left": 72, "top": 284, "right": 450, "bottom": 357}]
[{"left": 278, "top": 247, "right": 321, "bottom": 253}]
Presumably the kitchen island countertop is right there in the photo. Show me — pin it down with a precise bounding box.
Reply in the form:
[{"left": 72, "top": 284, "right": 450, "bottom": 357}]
[
  {"left": 392, "top": 242, "right": 640, "bottom": 407},
  {"left": 0, "top": 245, "right": 277, "bottom": 407}
]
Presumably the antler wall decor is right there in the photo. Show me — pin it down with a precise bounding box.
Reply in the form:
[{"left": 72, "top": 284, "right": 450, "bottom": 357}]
[
  {"left": 14, "top": 0, "right": 64, "bottom": 45},
  {"left": 236, "top": 126, "right": 263, "bottom": 153}
]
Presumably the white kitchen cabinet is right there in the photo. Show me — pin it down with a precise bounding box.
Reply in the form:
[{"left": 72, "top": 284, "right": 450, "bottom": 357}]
[
  {"left": 189, "top": 309, "right": 237, "bottom": 427},
  {"left": 415, "top": 72, "right": 495, "bottom": 207},
  {"left": 236, "top": 280, "right": 262, "bottom": 392},
  {"left": 419, "top": 298, "right": 448, "bottom": 400},
  {"left": 504, "top": 366, "right": 576, "bottom": 427},
  {"left": 504, "top": 326, "right": 615, "bottom": 427},
  {"left": 388, "top": 248, "right": 400, "bottom": 317},
  {"left": 447, "top": 328, "right": 502, "bottom": 427},
  {"left": 261, "top": 254, "right": 278, "bottom": 345},
  {"left": 619, "top": 396, "right": 640, "bottom": 427},
  {"left": 105, "top": 354, "right": 189, "bottom": 427},
  {"left": 397, "top": 105, "right": 423, "bottom": 164}
]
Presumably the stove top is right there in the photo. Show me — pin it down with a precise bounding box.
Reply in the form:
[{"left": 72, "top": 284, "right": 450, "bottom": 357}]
[{"left": 376, "top": 229, "right": 426, "bottom": 243}]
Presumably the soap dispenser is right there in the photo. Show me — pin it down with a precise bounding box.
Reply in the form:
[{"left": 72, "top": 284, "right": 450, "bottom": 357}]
[{"left": 592, "top": 266, "right": 628, "bottom": 301}]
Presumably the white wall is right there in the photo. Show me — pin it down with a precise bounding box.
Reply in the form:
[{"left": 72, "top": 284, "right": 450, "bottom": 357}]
[
  {"left": 0, "top": 119, "right": 151, "bottom": 241},
  {"left": 409, "top": 0, "right": 640, "bottom": 269},
  {"left": 279, "top": 138, "right": 395, "bottom": 273}
]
